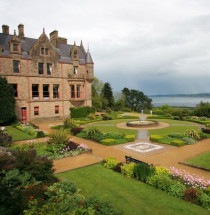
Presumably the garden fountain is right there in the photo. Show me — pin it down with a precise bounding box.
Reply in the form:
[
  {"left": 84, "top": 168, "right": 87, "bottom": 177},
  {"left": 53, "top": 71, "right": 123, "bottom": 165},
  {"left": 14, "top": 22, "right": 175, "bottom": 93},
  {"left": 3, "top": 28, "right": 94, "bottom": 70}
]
[{"left": 126, "top": 110, "right": 159, "bottom": 128}]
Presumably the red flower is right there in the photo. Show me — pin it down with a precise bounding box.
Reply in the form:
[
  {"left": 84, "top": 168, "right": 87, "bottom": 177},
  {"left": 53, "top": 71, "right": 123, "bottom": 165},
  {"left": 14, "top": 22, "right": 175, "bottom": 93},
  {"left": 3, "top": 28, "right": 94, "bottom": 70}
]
[
  {"left": 29, "top": 196, "right": 34, "bottom": 199},
  {"left": 81, "top": 201, "right": 84, "bottom": 204}
]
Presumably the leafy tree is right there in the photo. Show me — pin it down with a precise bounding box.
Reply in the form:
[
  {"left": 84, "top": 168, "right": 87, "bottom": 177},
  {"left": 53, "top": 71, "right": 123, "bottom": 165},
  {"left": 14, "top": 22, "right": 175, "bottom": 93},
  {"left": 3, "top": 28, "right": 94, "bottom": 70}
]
[
  {"left": 114, "top": 92, "right": 125, "bottom": 110},
  {"left": 122, "top": 87, "right": 152, "bottom": 112},
  {"left": 101, "top": 82, "right": 114, "bottom": 109},
  {"left": 92, "top": 77, "right": 104, "bottom": 110},
  {"left": 194, "top": 102, "right": 210, "bottom": 118},
  {"left": 0, "top": 76, "right": 16, "bottom": 124}
]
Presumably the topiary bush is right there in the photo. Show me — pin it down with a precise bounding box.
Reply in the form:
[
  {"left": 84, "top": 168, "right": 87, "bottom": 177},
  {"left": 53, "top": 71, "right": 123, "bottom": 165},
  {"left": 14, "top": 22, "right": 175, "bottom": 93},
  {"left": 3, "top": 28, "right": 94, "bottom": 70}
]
[
  {"left": 171, "top": 140, "right": 185, "bottom": 147},
  {"left": 121, "top": 162, "right": 136, "bottom": 178},
  {"left": 124, "top": 135, "right": 135, "bottom": 142},
  {"left": 101, "top": 138, "right": 117, "bottom": 145},
  {"left": 103, "top": 157, "right": 119, "bottom": 169},
  {"left": 150, "top": 135, "right": 163, "bottom": 142},
  {"left": 168, "top": 133, "right": 185, "bottom": 139},
  {"left": 70, "top": 106, "right": 95, "bottom": 118}
]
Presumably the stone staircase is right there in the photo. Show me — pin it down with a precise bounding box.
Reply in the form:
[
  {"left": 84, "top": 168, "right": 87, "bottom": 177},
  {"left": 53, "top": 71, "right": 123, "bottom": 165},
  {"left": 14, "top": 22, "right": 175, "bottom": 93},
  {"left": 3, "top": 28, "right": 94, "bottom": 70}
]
[{"left": 136, "top": 130, "right": 150, "bottom": 140}]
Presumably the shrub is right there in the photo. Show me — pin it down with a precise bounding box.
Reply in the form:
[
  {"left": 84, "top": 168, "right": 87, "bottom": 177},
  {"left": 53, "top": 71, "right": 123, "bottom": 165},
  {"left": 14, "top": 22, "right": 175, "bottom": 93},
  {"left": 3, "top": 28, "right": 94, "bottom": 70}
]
[
  {"left": 87, "top": 128, "right": 102, "bottom": 140},
  {"left": 0, "top": 150, "right": 16, "bottom": 171},
  {"left": 0, "top": 131, "right": 12, "bottom": 147},
  {"left": 183, "top": 137, "right": 196, "bottom": 145},
  {"left": 150, "top": 135, "right": 162, "bottom": 142},
  {"left": 184, "top": 130, "right": 200, "bottom": 140},
  {"left": 70, "top": 106, "right": 95, "bottom": 118},
  {"left": 133, "top": 163, "right": 155, "bottom": 182},
  {"left": 60, "top": 141, "right": 79, "bottom": 152},
  {"left": 146, "top": 174, "right": 175, "bottom": 192},
  {"left": 103, "top": 157, "right": 119, "bottom": 169},
  {"left": 63, "top": 118, "right": 77, "bottom": 129},
  {"left": 155, "top": 166, "right": 169, "bottom": 176},
  {"left": 201, "top": 128, "right": 210, "bottom": 134},
  {"left": 121, "top": 162, "right": 136, "bottom": 178},
  {"left": 49, "top": 129, "right": 70, "bottom": 145},
  {"left": 199, "top": 192, "right": 210, "bottom": 210},
  {"left": 167, "top": 181, "right": 186, "bottom": 198},
  {"left": 101, "top": 138, "right": 117, "bottom": 145},
  {"left": 171, "top": 140, "right": 185, "bottom": 147},
  {"left": 76, "top": 130, "right": 88, "bottom": 138},
  {"left": 71, "top": 127, "right": 84, "bottom": 136},
  {"left": 16, "top": 125, "right": 24, "bottom": 131},
  {"left": 184, "top": 187, "right": 200, "bottom": 203},
  {"left": 113, "top": 162, "right": 123, "bottom": 173},
  {"left": 87, "top": 113, "right": 96, "bottom": 120},
  {"left": 85, "top": 196, "right": 121, "bottom": 215},
  {"left": 36, "top": 130, "right": 45, "bottom": 138},
  {"left": 124, "top": 135, "right": 135, "bottom": 142},
  {"left": 168, "top": 133, "right": 185, "bottom": 139}
]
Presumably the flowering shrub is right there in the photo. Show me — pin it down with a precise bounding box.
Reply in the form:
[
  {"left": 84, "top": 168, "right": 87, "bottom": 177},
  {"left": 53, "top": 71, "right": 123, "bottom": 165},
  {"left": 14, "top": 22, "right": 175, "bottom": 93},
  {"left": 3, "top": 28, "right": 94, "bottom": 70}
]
[
  {"left": 169, "top": 167, "right": 210, "bottom": 190},
  {"left": 184, "top": 130, "right": 200, "bottom": 140}
]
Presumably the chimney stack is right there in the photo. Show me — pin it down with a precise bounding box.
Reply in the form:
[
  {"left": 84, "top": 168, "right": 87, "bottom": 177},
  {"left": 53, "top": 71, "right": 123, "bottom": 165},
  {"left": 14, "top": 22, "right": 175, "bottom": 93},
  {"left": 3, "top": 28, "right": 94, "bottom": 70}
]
[
  {"left": 18, "top": 24, "right": 24, "bottom": 39},
  {"left": 50, "top": 30, "right": 58, "bottom": 47},
  {"left": 2, "top": 25, "right": 9, "bottom": 34}
]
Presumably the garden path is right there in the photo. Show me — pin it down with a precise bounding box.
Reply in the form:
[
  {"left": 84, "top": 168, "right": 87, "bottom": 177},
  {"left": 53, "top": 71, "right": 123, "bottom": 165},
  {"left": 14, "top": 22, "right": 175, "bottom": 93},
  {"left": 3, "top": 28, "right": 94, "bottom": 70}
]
[{"left": 15, "top": 121, "right": 210, "bottom": 179}]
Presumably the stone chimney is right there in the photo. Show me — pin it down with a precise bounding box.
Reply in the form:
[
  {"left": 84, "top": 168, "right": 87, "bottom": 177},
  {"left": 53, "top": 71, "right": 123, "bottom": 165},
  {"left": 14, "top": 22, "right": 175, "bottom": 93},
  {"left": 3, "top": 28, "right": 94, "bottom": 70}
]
[
  {"left": 18, "top": 24, "right": 24, "bottom": 39},
  {"left": 50, "top": 30, "right": 58, "bottom": 47},
  {"left": 2, "top": 25, "right": 9, "bottom": 34}
]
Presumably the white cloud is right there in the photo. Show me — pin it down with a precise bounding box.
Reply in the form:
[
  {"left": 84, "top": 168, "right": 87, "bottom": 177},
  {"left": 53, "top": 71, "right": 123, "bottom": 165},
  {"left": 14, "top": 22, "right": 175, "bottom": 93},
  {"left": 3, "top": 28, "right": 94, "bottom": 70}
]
[{"left": 1, "top": 0, "right": 210, "bottom": 94}]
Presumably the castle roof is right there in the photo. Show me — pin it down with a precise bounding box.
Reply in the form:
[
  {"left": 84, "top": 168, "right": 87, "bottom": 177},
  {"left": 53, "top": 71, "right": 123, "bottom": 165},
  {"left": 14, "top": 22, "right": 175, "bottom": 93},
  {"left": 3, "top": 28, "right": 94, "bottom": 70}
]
[{"left": 0, "top": 32, "right": 93, "bottom": 64}]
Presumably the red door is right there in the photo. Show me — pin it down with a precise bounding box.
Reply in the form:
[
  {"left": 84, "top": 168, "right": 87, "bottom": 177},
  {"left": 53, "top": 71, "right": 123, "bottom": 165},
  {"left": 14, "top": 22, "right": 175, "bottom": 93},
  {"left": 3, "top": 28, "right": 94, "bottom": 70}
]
[{"left": 21, "top": 107, "right": 27, "bottom": 123}]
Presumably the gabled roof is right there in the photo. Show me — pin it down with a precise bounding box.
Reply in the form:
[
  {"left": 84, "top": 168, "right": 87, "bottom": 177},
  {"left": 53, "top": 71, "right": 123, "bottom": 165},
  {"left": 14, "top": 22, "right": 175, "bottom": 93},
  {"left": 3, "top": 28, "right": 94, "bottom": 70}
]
[{"left": 0, "top": 32, "right": 93, "bottom": 63}]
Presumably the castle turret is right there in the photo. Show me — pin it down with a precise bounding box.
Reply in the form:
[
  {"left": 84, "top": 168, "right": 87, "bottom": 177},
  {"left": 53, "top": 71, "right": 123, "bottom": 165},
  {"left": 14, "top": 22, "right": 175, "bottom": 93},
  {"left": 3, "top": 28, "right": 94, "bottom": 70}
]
[{"left": 86, "top": 49, "right": 94, "bottom": 81}]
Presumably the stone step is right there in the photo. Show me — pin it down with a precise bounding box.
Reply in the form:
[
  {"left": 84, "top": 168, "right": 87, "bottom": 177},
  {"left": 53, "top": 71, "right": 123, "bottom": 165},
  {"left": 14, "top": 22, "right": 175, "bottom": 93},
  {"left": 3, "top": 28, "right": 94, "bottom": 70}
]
[{"left": 136, "top": 129, "right": 150, "bottom": 140}]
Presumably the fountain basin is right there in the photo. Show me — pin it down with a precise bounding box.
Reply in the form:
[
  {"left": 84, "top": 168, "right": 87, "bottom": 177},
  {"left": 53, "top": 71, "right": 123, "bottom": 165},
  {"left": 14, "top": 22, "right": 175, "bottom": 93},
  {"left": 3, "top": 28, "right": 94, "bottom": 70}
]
[{"left": 126, "top": 120, "right": 159, "bottom": 128}]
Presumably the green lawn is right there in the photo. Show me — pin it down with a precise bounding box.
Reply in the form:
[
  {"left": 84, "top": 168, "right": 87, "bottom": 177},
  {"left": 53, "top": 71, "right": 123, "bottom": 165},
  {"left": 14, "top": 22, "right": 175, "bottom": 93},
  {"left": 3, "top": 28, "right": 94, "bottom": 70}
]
[
  {"left": 86, "top": 119, "right": 137, "bottom": 136},
  {"left": 5, "top": 126, "right": 33, "bottom": 141},
  {"left": 186, "top": 152, "right": 210, "bottom": 169},
  {"left": 57, "top": 164, "right": 209, "bottom": 215}
]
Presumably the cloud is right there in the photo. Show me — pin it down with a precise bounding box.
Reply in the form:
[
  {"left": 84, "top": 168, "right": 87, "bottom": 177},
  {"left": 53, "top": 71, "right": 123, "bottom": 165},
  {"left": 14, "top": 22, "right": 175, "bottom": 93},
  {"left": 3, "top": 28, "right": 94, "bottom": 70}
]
[{"left": 1, "top": 0, "right": 210, "bottom": 94}]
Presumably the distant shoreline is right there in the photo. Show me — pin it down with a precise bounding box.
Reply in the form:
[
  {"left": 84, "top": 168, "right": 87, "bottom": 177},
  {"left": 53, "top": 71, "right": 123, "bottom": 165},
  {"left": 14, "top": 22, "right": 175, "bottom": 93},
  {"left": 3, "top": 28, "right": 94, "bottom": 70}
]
[{"left": 149, "top": 93, "right": 210, "bottom": 98}]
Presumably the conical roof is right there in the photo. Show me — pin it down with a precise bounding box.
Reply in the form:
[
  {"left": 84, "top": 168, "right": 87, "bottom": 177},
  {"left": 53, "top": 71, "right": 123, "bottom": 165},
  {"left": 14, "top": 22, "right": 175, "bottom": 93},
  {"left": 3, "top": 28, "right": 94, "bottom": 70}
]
[{"left": 86, "top": 49, "right": 93, "bottom": 63}]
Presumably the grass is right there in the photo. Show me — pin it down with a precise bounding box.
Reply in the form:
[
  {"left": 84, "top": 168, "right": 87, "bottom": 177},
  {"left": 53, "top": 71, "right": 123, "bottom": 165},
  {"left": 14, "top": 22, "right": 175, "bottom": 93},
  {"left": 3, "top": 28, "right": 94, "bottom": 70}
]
[
  {"left": 186, "top": 152, "right": 210, "bottom": 169},
  {"left": 5, "top": 126, "right": 34, "bottom": 141},
  {"left": 85, "top": 119, "right": 137, "bottom": 136},
  {"left": 57, "top": 164, "right": 209, "bottom": 215}
]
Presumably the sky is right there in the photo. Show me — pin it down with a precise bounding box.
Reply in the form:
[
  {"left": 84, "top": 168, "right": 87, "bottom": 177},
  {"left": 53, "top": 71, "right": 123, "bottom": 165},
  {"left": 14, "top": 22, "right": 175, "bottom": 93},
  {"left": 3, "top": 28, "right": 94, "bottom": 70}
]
[{"left": 1, "top": 0, "right": 210, "bottom": 95}]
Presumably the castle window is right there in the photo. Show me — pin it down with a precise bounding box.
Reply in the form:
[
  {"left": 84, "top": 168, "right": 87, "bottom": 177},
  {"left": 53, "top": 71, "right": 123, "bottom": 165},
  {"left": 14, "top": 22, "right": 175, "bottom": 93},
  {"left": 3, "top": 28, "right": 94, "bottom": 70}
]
[
  {"left": 53, "top": 84, "right": 59, "bottom": 98},
  {"left": 74, "top": 50, "right": 77, "bottom": 58},
  {"left": 70, "top": 85, "right": 75, "bottom": 98},
  {"left": 13, "top": 60, "right": 20, "bottom": 73},
  {"left": 73, "top": 66, "right": 78, "bottom": 75},
  {"left": 13, "top": 43, "right": 18, "bottom": 52},
  {"left": 77, "top": 85, "right": 81, "bottom": 98},
  {"left": 45, "top": 48, "right": 49, "bottom": 55},
  {"left": 55, "top": 105, "right": 59, "bottom": 114},
  {"left": 47, "top": 63, "right": 52, "bottom": 75},
  {"left": 41, "top": 48, "right": 44, "bottom": 55},
  {"left": 32, "top": 84, "right": 39, "bottom": 99},
  {"left": 38, "top": 63, "right": 44, "bottom": 74},
  {"left": 11, "top": 84, "right": 18, "bottom": 98},
  {"left": 34, "top": 106, "right": 39, "bottom": 115},
  {"left": 43, "top": 84, "right": 49, "bottom": 99}
]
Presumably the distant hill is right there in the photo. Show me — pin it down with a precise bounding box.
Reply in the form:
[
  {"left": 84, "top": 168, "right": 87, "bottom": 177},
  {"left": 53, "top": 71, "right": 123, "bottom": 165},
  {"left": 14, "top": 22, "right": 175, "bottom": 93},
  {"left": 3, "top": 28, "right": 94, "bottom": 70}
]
[{"left": 149, "top": 93, "right": 210, "bottom": 98}]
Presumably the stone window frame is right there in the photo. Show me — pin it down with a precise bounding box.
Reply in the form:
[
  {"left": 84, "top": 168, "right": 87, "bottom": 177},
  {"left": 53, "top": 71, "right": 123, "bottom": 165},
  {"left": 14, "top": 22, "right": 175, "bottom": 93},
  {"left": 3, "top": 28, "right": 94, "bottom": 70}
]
[
  {"left": 47, "top": 63, "right": 52, "bottom": 75},
  {"left": 34, "top": 106, "right": 39, "bottom": 116},
  {"left": 40, "top": 48, "right": 49, "bottom": 56},
  {"left": 55, "top": 105, "right": 59, "bottom": 114},
  {"left": 11, "top": 83, "right": 18, "bottom": 98},
  {"left": 32, "top": 84, "right": 39, "bottom": 99},
  {"left": 73, "top": 66, "right": 78, "bottom": 75},
  {"left": 38, "top": 62, "right": 44, "bottom": 74},
  {"left": 43, "top": 84, "right": 50, "bottom": 99},
  {"left": 13, "top": 60, "right": 20, "bottom": 73},
  {"left": 53, "top": 84, "right": 59, "bottom": 99},
  {"left": 13, "top": 43, "right": 18, "bottom": 52}
]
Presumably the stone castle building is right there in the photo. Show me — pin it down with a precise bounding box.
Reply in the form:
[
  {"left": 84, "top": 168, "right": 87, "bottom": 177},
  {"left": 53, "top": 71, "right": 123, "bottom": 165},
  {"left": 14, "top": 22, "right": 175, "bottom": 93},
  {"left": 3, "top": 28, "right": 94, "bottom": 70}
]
[{"left": 0, "top": 24, "right": 94, "bottom": 123}]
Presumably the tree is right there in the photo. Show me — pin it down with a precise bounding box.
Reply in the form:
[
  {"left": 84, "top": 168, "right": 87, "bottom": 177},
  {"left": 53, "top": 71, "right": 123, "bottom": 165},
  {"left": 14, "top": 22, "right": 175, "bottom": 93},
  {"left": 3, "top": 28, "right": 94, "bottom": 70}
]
[
  {"left": 101, "top": 82, "right": 114, "bottom": 109},
  {"left": 92, "top": 77, "right": 104, "bottom": 110},
  {"left": 122, "top": 87, "right": 152, "bottom": 112},
  {"left": 0, "top": 76, "right": 16, "bottom": 124},
  {"left": 194, "top": 102, "right": 210, "bottom": 118}
]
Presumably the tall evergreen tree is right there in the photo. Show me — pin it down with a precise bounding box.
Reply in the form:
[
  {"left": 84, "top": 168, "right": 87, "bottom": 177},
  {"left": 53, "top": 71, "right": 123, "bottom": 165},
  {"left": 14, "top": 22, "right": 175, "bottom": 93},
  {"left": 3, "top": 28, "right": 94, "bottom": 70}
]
[
  {"left": 0, "top": 76, "right": 16, "bottom": 124},
  {"left": 101, "top": 82, "right": 114, "bottom": 109}
]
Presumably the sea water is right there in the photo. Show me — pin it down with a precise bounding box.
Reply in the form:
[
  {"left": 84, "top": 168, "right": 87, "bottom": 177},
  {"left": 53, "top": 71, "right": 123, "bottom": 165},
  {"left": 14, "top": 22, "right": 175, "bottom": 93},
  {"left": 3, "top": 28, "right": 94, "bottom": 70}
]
[{"left": 150, "top": 96, "right": 210, "bottom": 107}]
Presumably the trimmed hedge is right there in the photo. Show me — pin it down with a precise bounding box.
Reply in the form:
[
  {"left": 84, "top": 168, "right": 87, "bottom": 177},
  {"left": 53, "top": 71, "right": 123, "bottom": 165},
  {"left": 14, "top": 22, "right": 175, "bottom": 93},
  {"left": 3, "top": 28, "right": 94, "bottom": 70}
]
[
  {"left": 150, "top": 135, "right": 163, "bottom": 142},
  {"left": 171, "top": 140, "right": 185, "bottom": 147},
  {"left": 70, "top": 106, "right": 95, "bottom": 118}
]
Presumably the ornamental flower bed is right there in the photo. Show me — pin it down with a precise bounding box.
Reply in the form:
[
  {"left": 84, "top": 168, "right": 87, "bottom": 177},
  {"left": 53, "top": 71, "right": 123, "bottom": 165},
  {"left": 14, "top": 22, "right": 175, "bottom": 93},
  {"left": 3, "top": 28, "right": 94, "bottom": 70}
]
[{"left": 103, "top": 157, "right": 210, "bottom": 210}]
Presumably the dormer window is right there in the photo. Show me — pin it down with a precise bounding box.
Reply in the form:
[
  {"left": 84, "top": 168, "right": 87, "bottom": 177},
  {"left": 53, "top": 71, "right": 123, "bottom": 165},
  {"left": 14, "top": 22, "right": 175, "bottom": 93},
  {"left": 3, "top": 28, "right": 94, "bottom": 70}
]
[
  {"left": 74, "top": 50, "right": 77, "bottom": 59},
  {"left": 13, "top": 43, "right": 18, "bottom": 52},
  {"left": 40, "top": 48, "right": 49, "bottom": 56}
]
